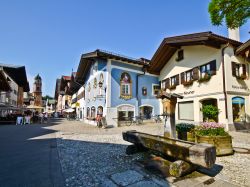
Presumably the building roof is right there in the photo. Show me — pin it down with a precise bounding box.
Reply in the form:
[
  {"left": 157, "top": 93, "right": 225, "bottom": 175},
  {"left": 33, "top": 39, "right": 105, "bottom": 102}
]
[
  {"left": 62, "top": 76, "right": 71, "bottom": 81},
  {"left": 0, "top": 70, "right": 11, "bottom": 91},
  {"left": 76, "top": 49, "right": 150, "bottom": 83},
  {"left": 68, "top": 72, "right": 80, "bottom": 94},
  {"left": 148, "top": 31, "right": 243, "bottom": 73},
  {"left": 54, "top": 78, "right": 61, "bottom": 99},
  {"left": 236, "top": 39, "right": 250, "bottom": 60},
  {"left": 0, "top": 64, "right": 30, "bottom": 92}
]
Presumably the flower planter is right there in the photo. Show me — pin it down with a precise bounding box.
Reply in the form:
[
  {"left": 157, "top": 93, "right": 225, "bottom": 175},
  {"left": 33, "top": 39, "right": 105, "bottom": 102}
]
[
  {"left": 187, "top": 131, "right": 195, "bottom": 142},
  {"left": 195, "top": 134, "right": 233, "bottom": 156},
  {"left": 177, "top": 131, "right": 187, "bottom": 141}
]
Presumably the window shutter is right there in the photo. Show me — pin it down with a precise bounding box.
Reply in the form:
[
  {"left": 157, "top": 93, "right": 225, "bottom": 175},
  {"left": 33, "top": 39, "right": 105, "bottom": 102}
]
[
  {"left": 165, "top": 78, "right": 170, "bottom": 88},
  {"left": 181, "top": 72, "right": 185, "bottom": 84},
  {"left": 210, "top": 60, "right": 216, "bottom": 75},
  {"left": 176, "top": 74, "right": 179, "bottom": 85},
  {"left": 192, "top": 67, "right": 199, "bottom": 80},
  {"left": 242, "top": 64, "right": 247, "bottom": 76},
  {"left": 232, "top": 62, "right": 236, "bottom": 77}
]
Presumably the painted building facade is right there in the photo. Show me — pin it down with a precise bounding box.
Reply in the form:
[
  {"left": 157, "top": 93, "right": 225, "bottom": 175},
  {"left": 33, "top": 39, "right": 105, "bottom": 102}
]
[
  {"left": 74, "top": 50, "right": 160, "bottom": 126},
  {"left": 0, "top": 64, "right": 30, "bottom": 116},
  {"left": 149, "top": 31, "right": 250, "bottom": 130}
]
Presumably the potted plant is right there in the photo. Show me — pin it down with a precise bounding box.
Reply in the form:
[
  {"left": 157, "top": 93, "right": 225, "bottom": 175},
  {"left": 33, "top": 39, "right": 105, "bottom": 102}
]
[
  {"left": 238, "top": 74, "right": 247, "bottom": 80},
  {"left": 176, "top": 123, "right": 195, "bottom": 141},
  {"left": 195, "top": 122, "right": 233, "bottom": 156},
  {"left": 183, "top": 80, "right": 193, "bottom": 86},
  {"left": 169, "top": 85, "right": 176, "bottom": 90},
  {"left": 198, "top": 73, "right": 211, "bottom": 83},
  {"left": 202, "top": 104, "right": 220, "bottom": 122}
]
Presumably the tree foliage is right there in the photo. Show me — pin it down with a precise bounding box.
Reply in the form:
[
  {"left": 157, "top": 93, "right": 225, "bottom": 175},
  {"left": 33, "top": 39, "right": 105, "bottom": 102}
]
[
  {"left": 202, "top": 104, "right": 220, "bottom": 121},
  {"left": 208, "top": 0, "right": 250, "bottom": 29},
  {"left": 42, "top": 95, "right": 53, "bottom": 100}
]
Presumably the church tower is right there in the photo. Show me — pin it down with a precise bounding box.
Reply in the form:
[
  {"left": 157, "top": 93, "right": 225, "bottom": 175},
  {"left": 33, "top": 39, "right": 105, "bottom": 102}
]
[{"left": 33, "top": 74, "right": 42, "bottom": 106}]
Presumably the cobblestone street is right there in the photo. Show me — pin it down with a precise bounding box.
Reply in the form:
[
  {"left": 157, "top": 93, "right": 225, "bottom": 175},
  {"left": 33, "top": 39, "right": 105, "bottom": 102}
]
[{"left": 47, "top": 119, "right": 250, "bottom": 187}]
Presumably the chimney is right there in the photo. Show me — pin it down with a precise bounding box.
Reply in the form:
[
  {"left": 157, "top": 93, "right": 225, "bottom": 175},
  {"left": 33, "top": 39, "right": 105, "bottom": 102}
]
[{"left": 228, "top": 27, "right": 240, "bottom": 41}]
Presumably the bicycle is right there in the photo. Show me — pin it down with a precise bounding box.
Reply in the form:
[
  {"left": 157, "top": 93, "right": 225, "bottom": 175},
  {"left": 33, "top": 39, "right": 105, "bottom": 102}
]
[
  {"left": 125, "top": 116, "right": 143, "bottom": 126},
  {"left": 152, "top": 115, "right": 162, "bottom": 123}
]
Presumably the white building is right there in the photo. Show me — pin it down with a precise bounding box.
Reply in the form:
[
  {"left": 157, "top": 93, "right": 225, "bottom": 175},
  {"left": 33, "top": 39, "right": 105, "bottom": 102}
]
[{"left": 149, "top": 31, "right": 250, "bottom": 130}]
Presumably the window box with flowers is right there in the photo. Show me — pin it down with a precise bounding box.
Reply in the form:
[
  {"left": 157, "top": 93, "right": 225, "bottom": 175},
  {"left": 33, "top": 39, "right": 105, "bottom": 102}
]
[
  {"left": 169, "top": 85, "right": 176, "bottom": 90},
  {"left": 198, "top": 73, "right": 211, "bottom": 83},
  {"left": 182, "top": 80, "right": 193, "bottom": 86},
  {"left": 238, "top": 74, "right": 247, "bottom": 80},
  {"left": 195, "top": 122, "right": 233, "bottom": 156}
]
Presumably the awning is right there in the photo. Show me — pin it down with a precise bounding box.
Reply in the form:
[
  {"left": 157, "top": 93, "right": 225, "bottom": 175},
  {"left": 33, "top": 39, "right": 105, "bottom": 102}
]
[
  {"left": 63, "top": 108, "right": 75, "bottom": 113},
  {"left": 26, "top": 105, "right": 44, "bottom": 109}
]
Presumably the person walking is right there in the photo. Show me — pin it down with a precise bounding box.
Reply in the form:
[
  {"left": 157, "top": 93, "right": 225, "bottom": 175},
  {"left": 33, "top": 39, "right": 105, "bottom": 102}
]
[{"left": 39, "top": 113, "right": 44, "bottom": 124}]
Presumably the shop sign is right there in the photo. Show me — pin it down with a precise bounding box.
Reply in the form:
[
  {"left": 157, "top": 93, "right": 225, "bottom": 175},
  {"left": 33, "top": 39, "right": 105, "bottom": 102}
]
[
  {"left": 232, "top": 85, "right": 248, "bottom": 90},
  {"left": 184, "top": 91, "right": 195, "bottom": 95}
]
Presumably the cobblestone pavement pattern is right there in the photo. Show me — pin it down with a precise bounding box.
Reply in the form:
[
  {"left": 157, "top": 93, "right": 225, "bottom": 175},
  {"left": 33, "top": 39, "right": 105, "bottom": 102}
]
[{"left": 47, "top": 119, "right": 250, "bottom": 187}]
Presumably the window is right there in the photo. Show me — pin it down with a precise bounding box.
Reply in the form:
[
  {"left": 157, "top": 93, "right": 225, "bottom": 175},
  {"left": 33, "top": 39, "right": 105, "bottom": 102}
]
[
  {"left": 152, "top": 85, "right": 160, "bottom": 95},
  {"left": 93, "top": 78, "right": 97, "bottom": 88},
  {"left": 232, "top": 62, "right": 247, "bottom": 79},
  {"left": 181, "top": 70, "right": 193, "bottom": 85},
  {"left": 171, "top": 76, "right": 177, "bottom": 86},
  {"left": 88, "top": 83, "right": 91, "bottom": 92},
  {"left": 87, "top": 107, "right": 90, "bottom": 118},
  {"left": 93, "top": 63, "right": 98, "bottom": 74},
  {"left": 186, "top": 71, "right": 192, "bottom": 82},
  {"left": 176, "top": 50, "right": 184, "bottom": 61},
  {"left": 200, "top": 63, "right": 210, "bottom": 78},
  {"left": 163, "top": 75, "right": 179, "bottom": 89},
  {"left": 178, "top": 101, "right": 194, "bottom": 120},
  {"left": 200, "top": 60, "right": 216, "bottom": 78},
  {"left": 120, "top": 72, "right": 132, "bottom": 99},
  {"left": 91, "top": 106, "right": 96, "bottom": 118},
  {"left": 142, "top": 87, "right": 147, "bottom": 96},
  {"left": 121, "top": 84, "right": 130, "bottom": 95}
]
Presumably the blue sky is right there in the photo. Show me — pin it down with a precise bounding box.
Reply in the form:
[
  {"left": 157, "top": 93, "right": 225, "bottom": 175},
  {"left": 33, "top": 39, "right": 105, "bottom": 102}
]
[{"left": 0, "top": 0, "right": 249, "bottom": 96}]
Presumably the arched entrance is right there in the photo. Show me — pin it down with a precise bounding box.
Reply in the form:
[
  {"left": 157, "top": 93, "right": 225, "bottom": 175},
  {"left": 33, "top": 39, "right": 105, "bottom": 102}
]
[
  {"left": 117, "top": 105, "right": 135, "bottom": 121},
  {"left": 232, "top": 97, "right": 245, "bottom": 122},
  {"left": 200, "top": 98, "right": 218, "bottom": 122},
  {"left": 139, "top": 105, "right": 153, "bottom": 119}
]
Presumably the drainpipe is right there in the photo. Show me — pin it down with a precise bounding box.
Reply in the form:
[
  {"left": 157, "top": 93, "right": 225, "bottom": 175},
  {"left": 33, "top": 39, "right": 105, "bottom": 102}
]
[
  {"left": 136, "top": 66, "right": 146, "bottom": 101},
  {"left": 136, "top": 66, "right": 146, "bottom": 115},
  {"left": 222, "top": 43, "right": 230, "bottom": 119}
]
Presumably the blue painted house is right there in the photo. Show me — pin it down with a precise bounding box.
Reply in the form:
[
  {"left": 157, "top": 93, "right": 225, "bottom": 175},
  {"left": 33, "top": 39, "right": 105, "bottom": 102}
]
[{"left": 75, "top": 49, "right": 160, "bottom": 126}]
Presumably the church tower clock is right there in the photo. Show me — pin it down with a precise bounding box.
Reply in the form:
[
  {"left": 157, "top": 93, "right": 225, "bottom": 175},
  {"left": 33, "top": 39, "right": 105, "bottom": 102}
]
[{"left": 33, "top": 74, "right": 42, "bottom": 106}]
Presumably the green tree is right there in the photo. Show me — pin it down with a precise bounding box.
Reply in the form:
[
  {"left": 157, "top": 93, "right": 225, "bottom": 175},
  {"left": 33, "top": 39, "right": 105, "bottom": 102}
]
[
  {"left": 208, "top": 0, "right": 250, "bottom": 29},
  {"left": 42, "top": 95, "right": 53, "bottom": 100},
  {"left": 202, "top": 105, "right": 220, "bottom": 122}
]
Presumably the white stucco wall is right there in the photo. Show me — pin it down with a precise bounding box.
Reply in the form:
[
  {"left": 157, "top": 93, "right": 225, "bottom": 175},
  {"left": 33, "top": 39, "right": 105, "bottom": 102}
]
[{"left": 159, "top": 44, "right": 250, "bottom": 129}]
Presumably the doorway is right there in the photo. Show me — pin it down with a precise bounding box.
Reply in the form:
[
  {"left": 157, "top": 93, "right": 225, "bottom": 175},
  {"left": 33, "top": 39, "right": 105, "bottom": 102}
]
[
  {"left": 140, "top": 106, "right": 153, "bottom": 119},
  {"left": 232, "top": 97, "right": 245, "bottom": 122},
  {"left": 200, "top": 98, "right": 218, "bottom": 122}
]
